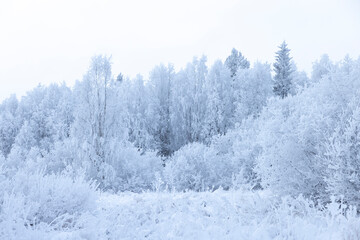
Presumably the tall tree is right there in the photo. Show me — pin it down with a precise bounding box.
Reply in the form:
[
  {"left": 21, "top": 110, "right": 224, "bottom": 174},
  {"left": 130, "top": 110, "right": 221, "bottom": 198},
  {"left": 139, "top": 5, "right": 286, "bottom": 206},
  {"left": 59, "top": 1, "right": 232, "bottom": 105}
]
[
  {"left": 202, "top": 60, "right": 233, "bottom": 140},
  {"left": 273, "top": 41, "right": 293, "bottom": 98},
  {"left": 125, "top": 74, "right": 152, "bottom": 151},
  {"left": 148, "top": 64, "right": 174, "bottom": 157},
  {"left": 234, "top": 62, "right": 273, "bottom": 120},
  {"left": 72, "top": 55, "right": 114, "bottom": 181},
  {"left": 170, "top": 56, "right": 208, "bottom": 149}
]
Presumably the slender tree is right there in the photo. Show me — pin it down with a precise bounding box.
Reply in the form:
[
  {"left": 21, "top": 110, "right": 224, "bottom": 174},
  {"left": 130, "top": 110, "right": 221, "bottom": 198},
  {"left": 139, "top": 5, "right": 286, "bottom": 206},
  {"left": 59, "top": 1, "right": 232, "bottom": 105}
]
[
  {"left": 73, "top": 55, "right": 114, "bottom": 180},
  {"left": 148, "top": 63, "right": 174, "bottom": 156},
  {"left": 273, "top": 41, "right": 293, "bottom": 98}
]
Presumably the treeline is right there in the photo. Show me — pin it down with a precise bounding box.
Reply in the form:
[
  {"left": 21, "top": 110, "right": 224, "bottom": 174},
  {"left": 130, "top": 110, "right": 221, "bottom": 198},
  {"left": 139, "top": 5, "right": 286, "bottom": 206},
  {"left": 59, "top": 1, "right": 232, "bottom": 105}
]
[{"left": 1, "top": 43, "right": 360, "bottom": 206}]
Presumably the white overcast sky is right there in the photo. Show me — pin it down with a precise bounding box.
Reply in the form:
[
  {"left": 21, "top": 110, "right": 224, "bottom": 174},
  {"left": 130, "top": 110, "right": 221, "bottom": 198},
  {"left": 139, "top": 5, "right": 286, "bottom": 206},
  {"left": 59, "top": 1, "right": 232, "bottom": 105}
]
[{"left": 0, "top": 0, "right": 359, "bottom": 101}]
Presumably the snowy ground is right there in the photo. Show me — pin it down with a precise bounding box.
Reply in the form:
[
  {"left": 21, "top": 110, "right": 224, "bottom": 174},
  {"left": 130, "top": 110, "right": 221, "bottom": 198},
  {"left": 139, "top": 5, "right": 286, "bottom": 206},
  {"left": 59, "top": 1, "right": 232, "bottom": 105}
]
[{"left": 17, "top": 189, "right": 358, "bottom": 240}]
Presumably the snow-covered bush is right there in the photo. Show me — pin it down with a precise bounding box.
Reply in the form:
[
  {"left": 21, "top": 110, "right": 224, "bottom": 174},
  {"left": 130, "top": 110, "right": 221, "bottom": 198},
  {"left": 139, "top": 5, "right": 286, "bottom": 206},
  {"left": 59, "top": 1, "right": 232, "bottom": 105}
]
[
  {"left": 0, "top": 169, "right": 98, "bottom": 238},
  {"left": 52, "top": 190, "right": 360, "bottom": 240},
  {"left": 105, "top": 142, "right": 162, "bottom": 192},
  {"left": 41, "top": 134, "right": 162, "bottom": 192},
  {"left": 164, "top": 142, "right": 209, "bottom": 191},
  {"left": 163, "top": 136, "right": 258, "bottom": 191},
  {"left": 229, "top": 119, "right": 262, "bottom": 188}
]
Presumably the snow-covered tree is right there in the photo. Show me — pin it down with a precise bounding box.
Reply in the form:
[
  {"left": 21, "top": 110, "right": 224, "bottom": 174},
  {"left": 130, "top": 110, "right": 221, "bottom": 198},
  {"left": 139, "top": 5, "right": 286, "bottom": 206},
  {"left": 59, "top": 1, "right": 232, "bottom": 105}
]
[
  {"left": 321, "top": 58, "right": 360, "bottom": 205},
  {"left": 72, "top": 55, "right": 115, "bottom": 181},
  {"left": 234, "top": 62, "right": 273, "bottom": 121},
  {"left": 171, "top": 56, "right": 208, "bottom": 146},
  {"left": 225, "top": 48, "right": 250, "bottom": 77},
  {"left": 148, "top": 64, "right": 174, "bottom": 156},
  {"left": 125, "top": 74, "right": 152, "bottom": 151},
  {"left": 290, "top": 64, "right": 310, "bottom": 94},
  {"left": 3, "top": 84, "right": 73, "bottom": 163},
  {"left": 116, "top": 72, "right": 124, "bottom": 83},
  {"left": 0, "top": 95, "right": 19, "bottom": 157},
  {"left": 202, "top": 60, "right": 233, "bottom": 141},
  {"left": 273, "top": 41, "right": 293, "bottom": 98},
  {"left": 324, "top": 98, "right": 360, "bottom": 206},
  {"left": 311, "top": 54, "right": 333, "bottom": 82}
]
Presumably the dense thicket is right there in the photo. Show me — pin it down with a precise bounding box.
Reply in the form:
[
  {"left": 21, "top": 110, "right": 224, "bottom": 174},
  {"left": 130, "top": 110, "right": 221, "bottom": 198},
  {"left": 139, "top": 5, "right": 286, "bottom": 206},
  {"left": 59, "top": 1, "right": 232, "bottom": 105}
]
[{"left": 0, "top": 45, "right": 360, "bottom": 207}]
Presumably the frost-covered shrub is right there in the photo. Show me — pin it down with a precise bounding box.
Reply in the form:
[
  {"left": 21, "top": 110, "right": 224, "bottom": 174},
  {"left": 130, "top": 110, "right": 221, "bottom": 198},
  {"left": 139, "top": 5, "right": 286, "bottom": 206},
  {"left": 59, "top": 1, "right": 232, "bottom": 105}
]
[
  {"left": 228, "top": 119, "right": 262, "bottom": 188},
  {"left": 45, "top": 139, "right": 78, "bottom": 173},
  {"left": 0, "top": 192, "right": 49, "bottom": 239},
  {"left": 45, "top": 136, "right": 162, "bottom": 192},
  {"left": 65, "top": 190, "right": 360, "bottom": 239},
  {"left": 163, "top": 138, "right": 257, "bottom": 191},
  {"left": 0, "top": 170, "right": 98, "bottom": 232},
  {"left": 106, "top": 143, "right": 162, "bottom": 192},
  {"left": 163, "top": 142, "right": 208, "bottom": 191},
  {"left": 259, "top": 195, "right": 359, "bottom": 239}
]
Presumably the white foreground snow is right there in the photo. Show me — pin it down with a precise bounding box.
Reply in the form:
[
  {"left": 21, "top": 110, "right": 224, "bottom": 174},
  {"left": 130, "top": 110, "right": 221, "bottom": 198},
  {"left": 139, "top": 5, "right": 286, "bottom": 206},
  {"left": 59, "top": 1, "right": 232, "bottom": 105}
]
[{"left": 4, "top": 189, "right": 358, "bottom": 240}]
